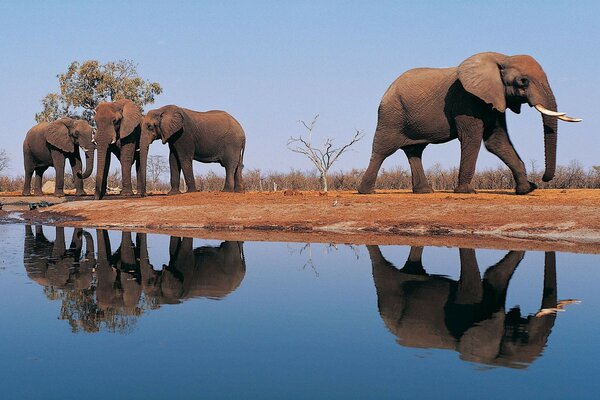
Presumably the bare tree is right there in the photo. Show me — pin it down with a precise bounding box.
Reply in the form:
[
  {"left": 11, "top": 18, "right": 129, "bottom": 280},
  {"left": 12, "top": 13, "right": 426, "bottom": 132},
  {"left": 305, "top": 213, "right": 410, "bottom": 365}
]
[
  {"left": 287, "top": 115, "right": 363, "bottom": 191},
  {"left": 147, "top": 155, "right": 168, "bottom": 192},
  {"left": 0, "top": 149, "right": 9, "bottom": 175}
]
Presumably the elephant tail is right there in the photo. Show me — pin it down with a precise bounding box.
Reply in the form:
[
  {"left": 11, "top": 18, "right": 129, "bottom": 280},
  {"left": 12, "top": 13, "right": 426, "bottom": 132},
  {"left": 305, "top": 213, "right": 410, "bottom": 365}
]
[{"left": 236, "top": 141, "right": 245, "bottom": 174}]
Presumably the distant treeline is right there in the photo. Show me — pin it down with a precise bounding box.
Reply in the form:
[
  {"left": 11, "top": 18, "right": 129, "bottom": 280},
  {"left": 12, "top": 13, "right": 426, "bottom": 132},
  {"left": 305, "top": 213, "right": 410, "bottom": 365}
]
[{"left": 2, "top": 162, "right": 599, "bottom": 193}]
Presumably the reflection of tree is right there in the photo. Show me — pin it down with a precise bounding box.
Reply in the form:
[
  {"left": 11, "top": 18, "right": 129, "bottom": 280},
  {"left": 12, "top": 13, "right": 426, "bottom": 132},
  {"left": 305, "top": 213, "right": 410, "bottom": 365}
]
[{"left": 288, "top": 243, "right": 361, "bottom": 277}]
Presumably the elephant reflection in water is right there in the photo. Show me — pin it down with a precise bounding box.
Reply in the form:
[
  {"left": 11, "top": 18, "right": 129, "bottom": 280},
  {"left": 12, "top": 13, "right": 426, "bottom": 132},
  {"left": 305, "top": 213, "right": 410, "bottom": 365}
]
[
  {"left": 23, "top": 225, "right": 95, "bottom": 293},
  {"left": 23, "top": 225, "right": 97, "bottom": 332},
  {"left": 96, "top": 232, "right": 245, "bottom": 311},
  {"left": 369, "top": 246, "right": 564, "bottom": 368},
  {"left": 141, "top": 237, "right": 246, "bottom": 304},
  {"left": 23, "top": 227, "right": 246, "bottom": 333}
]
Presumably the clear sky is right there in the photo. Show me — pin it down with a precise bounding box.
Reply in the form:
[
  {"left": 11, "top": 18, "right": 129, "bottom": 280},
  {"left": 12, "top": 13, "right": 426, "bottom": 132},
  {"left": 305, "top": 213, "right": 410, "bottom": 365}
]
[{"left": 0, "top": 0, "right": 597, "bottom": 177}]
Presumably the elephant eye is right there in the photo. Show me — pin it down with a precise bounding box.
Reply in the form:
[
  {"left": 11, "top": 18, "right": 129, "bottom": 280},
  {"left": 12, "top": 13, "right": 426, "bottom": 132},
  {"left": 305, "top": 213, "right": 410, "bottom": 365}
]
[
  {"left": 147, "top": 124, "right": 154, "bottom": 130},
  {"left": 516, "top": 77, "right": 530, "bottom": 88}
]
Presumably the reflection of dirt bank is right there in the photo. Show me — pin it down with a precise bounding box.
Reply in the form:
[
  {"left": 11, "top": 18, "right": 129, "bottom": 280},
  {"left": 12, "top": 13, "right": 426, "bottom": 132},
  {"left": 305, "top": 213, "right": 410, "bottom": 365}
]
[{"left": 4, "top": 189, "right": 600, "bottom": 253}]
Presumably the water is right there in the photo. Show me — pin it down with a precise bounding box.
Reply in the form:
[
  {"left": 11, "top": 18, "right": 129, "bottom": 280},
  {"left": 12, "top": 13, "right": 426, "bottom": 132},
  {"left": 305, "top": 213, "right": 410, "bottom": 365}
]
[{"left": 0, "top": 223, "right": 599, "bottom": 399}]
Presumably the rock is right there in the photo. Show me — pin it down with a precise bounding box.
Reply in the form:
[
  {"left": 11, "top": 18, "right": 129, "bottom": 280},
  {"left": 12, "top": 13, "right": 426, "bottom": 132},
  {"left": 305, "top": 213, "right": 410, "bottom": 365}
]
[{"left": 42, "top": 181, "right": 55, "bottom": 194}]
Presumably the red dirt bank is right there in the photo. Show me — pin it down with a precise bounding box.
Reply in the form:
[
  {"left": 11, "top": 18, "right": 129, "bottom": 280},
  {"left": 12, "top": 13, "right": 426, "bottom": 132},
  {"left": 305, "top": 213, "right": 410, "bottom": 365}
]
[{"left": 6, "top": 189, "right": 598, "bottom": 254}]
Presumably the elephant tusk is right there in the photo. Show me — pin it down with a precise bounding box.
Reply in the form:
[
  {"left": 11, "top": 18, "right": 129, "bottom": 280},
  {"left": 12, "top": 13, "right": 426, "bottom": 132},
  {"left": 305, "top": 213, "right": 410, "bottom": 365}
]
[
  {"left": 80, "top": 147, "right": 88, "bottom": 152},
  {"left": 557, "top": 115, "right": 583, "bottom": 123},
  {"left": 534, "top": 104, "right": 566, "bottom": 117}
]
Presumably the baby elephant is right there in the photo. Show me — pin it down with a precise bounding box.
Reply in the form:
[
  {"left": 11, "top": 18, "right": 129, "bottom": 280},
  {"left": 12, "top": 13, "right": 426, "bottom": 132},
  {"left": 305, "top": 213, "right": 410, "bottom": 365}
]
[
  {"left": 139, "top": 105, "right": 246, "bottom": 195},
  {"left": 23, "top": 118, "right": 95, "bottom": 196}
]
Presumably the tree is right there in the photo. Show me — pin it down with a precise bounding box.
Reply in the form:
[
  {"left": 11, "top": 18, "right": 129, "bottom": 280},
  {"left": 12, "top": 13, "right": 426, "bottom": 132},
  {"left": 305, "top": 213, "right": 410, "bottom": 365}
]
[
  {"left": 0, "top": 149, "right": 9, "bottom": 174},
  {"left": 147, "top": 155, "right": 168, "bottom": 192},
  {"left": 287, "top": 115, "right": 363, "bottom": 191},
  {"left": 35, "top": 60, "right": 162, "bottom": 125}
]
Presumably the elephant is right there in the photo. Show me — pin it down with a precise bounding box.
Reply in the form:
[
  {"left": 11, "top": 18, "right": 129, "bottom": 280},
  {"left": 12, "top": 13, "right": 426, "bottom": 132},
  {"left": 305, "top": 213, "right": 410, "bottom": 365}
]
[
  {"left": 22, "top": 118, "right": 95, "bottom": 196},
  {"left": 141, "top": 237, "right": 246, "bottom": 304},
  {"left": 93, "top": 99, "right": 143, "bottom": 199},
  {"left": 139, "top": 105, "right": 246, "bottom": 195},
  {"left": 358, "top": 52, "right": 581, "bottom": 195},
  {"left": 368, "top": 246, "right": 562, "bottom": 368}
]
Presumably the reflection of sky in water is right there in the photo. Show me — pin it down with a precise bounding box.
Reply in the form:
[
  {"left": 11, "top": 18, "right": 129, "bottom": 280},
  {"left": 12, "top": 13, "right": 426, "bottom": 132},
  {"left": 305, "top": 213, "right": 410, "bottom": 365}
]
[{"left": 0, "top": 224, "right": 599, "bottom": 399}]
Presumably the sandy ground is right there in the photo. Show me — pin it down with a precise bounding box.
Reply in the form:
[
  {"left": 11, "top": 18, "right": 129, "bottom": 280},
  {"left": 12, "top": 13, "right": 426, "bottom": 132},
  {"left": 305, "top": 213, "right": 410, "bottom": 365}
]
[{"left": 2, "top": 189, "right": 599, "bottom": 254}]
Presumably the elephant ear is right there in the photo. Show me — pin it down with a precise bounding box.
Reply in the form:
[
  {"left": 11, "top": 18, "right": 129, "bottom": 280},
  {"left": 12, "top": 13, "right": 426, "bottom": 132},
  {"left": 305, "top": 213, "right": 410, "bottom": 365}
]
[
  {"left": 115, "top": 99, "right": 142, "bottom": 139},
  {"left": 159, "top": 107, "right": 184, "bottom": 143},
  {"left": 46, "top": 119, "right": 75, "bottom": 153},
  {"left": 458, "top": 52, "right": 508, "bottom": 113}
]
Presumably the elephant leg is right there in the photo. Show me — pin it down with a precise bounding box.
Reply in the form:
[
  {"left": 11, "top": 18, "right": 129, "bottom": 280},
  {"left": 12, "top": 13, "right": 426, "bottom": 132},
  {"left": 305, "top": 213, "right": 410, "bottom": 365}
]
[
  {"left": 456, "top": 248, "right": 483, "bottom": 304},
  {"left": 233, "top": 157, "right": 244, "bottom": 193},
  {"left": 119, "top": 143, "right": 136, "bottom": 196},
  {"left": 483, "top": 118, "right": 535, "bottom": 195},
  {"left": 403, "top": 144, "right": 432, "bottom": 194},
  {"left": 69, "top": 155, "right": 85, "bottom": 196},
  {"left": 181, "top": 159, "right": 196, "bottom": 192},
  {"left": 51, "top": 150, "right": 66, "bottom": 197},
  {"left": 119, "top": 231, "right": 136, "bottom": 268},
  {"left": 135, "top": 154, "right": 143, "bottom": 197},
  {"left": 400, "top": 246, "right": 427, "bottom": 275},
  {"left": 455, "top": 118, "right": 483, "bottom": 194},
  {"left": 23, "top": 155, "right": 35, "bottom": 196},
  {"left": 358, "top": 152, "right": 386, "bottom": 194},
  {"left": 223, "top": 161, "right": 235, "bottom": 192},
  {"left": 167, "top": 150, "right": 182, "bottom": 195},
  {"left": 33, "top": 167, "right": 47, "bottom": 196},
  {"left": 482, "top": 251, "right": 524, "bottom": 306}
]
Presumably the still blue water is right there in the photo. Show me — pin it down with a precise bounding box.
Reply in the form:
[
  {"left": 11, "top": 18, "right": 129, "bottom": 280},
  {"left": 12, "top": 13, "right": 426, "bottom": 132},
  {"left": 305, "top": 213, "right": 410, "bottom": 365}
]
[{"left": 0, "top": 223, "right": 598, "bottom": 399}]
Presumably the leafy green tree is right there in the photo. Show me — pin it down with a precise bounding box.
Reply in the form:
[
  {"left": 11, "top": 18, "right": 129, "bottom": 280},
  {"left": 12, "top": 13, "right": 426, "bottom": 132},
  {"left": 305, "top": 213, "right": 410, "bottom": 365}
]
[{"left": 35, "top": 60, "right": 162, "bottom": 125}]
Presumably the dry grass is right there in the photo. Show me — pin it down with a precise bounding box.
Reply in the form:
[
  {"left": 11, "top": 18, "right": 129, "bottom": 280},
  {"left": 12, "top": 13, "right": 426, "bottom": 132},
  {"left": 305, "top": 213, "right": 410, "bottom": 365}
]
[{"left": 2, "top": 162, "right": 599, "bottom": 193}]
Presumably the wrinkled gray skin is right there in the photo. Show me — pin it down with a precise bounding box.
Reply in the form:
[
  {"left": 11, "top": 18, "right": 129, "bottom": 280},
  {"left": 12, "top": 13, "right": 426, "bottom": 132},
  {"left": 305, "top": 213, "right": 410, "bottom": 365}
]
[
  {"left": 369, "top": 246, "right": 558, "bottom": 368},
  {"left": 359, "top": 52, "right": 568, "bottom": 195},
  {"left": 22, "top": 118, "right": 95, "bottom": 196},
  {"left": 94, "top": 99, "right": 143, "bottom": 199},
  {"left": 139, "top": 105, "right": 246, "bottom": 195}
]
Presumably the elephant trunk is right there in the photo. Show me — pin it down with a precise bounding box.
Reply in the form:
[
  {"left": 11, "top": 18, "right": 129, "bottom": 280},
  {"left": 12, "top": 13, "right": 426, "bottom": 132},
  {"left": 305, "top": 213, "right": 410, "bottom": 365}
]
[
  {"left": 139, "top": 138, "right": 151, "bottom": 196},
  {"left": 95, "top": 144, "right": 111, "bottom": 200},
  {"left": 541, "top": 112, "right": 557, "bottom": 182},
  {"left": 536, "top": 86, "right": 558, "bottom": 182},
  {"left": 79, "top": 149, "right": 95, "bottom": 179}
]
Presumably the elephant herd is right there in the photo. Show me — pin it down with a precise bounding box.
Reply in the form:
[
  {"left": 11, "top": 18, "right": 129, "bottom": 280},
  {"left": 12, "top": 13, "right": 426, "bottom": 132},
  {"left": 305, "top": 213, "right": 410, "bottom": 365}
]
[
  {"left": 22, "top": 52, "right": 581, "bottom": 199},
  {"left": 23, "top": 224, "right": 566, "bottom": 367},
  {"left": 23, "top": 99, "right": 245, "bottom": 199}
]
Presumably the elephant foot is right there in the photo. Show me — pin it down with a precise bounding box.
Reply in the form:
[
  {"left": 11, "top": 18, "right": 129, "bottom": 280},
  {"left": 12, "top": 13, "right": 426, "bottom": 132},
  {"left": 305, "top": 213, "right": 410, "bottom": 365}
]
[
  {"left": 120, "top": 189, "right": 134, "bottom": 196},
  {"left": 454, "top": 184, "right": 477, "bottom": 194},
  {"left": 516, "top": 181, "right": 537, "bottom": 195},
  {"left": 22, "top": 191, "right": 31, "bottom": 196},
  {"left": 413, "top": 186, "right": 434, "bottom": 194},
  {"left": 357, "top": 183, "right": 375, "bottom": 194},
  {"left": 74, "top": 190, "right": 86, "bottom": 196},
  {"left": 167, "top": 189, "right": 181, "bottom": 195},
  {"left": 234, "top": 188, "right": 245, "bottom": 193},
  {"left": 54, "top": 190, "right": 65, "bottom": 197}
]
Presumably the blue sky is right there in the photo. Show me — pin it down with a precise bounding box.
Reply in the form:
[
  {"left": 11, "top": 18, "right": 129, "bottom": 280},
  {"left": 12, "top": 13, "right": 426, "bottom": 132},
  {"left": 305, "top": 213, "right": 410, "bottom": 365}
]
[{"left": 0, "top": 0, "right": 597, "bottom": 177}]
